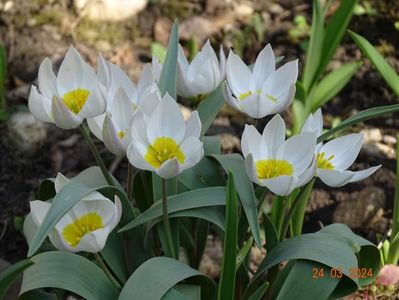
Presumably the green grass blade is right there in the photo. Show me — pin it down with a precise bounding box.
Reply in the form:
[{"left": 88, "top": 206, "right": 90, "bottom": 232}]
[
  {"left": 349, "top": 30, "right": 399, "bottom": 97},
  {"left": 315, "top": 0, "right": 356, "bottom": 81},
  {"left": 217, "top": 171, "right": 238, "bottom": 300},
  {"left": 318, "top": 103, "right": 399, "bottom": 143},
  {"left": 302, "top": 0, "right": 324, "bottom": 91},
  {"left": 309, "top": 62, "right": 362, "bottom": 112},
  {"left": 236, "top": 237, "right": 254, "bottom": 271},
  {"left": 159, "top": 20, "right": 179, "bottom": 98},
  {"left": 0, "top": 259, "right": 33, "bottom": 299}
]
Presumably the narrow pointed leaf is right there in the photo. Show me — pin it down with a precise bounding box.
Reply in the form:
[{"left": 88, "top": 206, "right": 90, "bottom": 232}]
[
  {"left": 236, "top": 237, "right": 254, "bottom": 271},
  {"left": 197, "top": 85, "right": 224, "bottom": 137}
]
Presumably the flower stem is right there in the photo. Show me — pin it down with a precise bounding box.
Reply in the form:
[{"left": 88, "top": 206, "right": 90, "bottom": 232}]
[
  {"left": 127, "top": 163, "right": 134, "bottom": 202},
  {"left": 79, "top": 122, "right": 114, "bottom": 186},
  {"left": 162, "top": 178, "right": 176, "bottom": 259},
  {"left": 94, "top": 253, "right": 121, "bottom": 289}
]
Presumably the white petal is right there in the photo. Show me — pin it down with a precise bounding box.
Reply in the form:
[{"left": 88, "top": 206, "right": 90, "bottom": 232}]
[
  {"left": 277, "top": 132, "right": 317, "bottom": 175},
  {"left": 257, "top": 92, "right": 277, "bottom": 118},
  {"left": 151, "top": 55, "right": 162, "bottom": 83},
  {"left": 103, "top": 114, "right": 126, "bottom": 156},
  {"left": 110, "top": 88, "right": 134, "bottom": 131},
  {"left": 23, "top": 213, "right": 38, "bottom": 247},
  {"left": 51, "top": 96, "right": 83, "bottom": 129},
  {"left": 239, "top": 93, "right": 262, "bottom": 118},
  {"left": 189, "top": 57, "right": 220, "bottom": 95},
  {"left": 109, "top": 196, "right": 122, "bottom": 229},
  {"left": 38, "top": 58, "right": 58, "bottom": 99},
  {"left": 320, "top": 133, "right": 363, "bottom": 171},
  {"left": 177, "top": 58, "right": 197, "bottom": 98},
  {"left": 56, "top": 46, "right": 86, "bottom": 95},
  {"left": 75, "top": 227, "right": 111, "bottom": 253},
  {"left": 30, "top": 200, "right": 51, "bottom": 226},
  {"left": 263, "top": 176, "right": 297, "bottom": 196},
  {"left": 28, "top": 85, "right": 53, "bottom": 123},
  {"left": 241, "top": 124, "right": 263, "bottom": 160},
  {"left": 244, "top": 153, "right": 262, "bottom": 186},
  {"left": 137, "top": 88, "right": 162, "bottom": 115},
  {"left": 55, "top": 172, "right": 70, "bottom": 193},
  {"left": 301, "top": 108, "right": 323, "bottom": 137},
  {"left": 130, "top": 112, "right": 150, "bottom": 156},
  {"left": 156, "top": 157, "right": 181, "bottom": 179},
  {"left": 49, "top": 230, "right": 71, "bottom": 251},
  {"left": 269, "top": 84, "right": 296, "bottom": 114},
  {"left": 268, "top": 59, "right": 298, "bottom": 96},
  {"left": 147, "top": 94, "right": 185, "bottom": 144},
  {"left": 97, "top": 53, "right": 110, "bottom": 89},
  {"left": 226, "top": 50, "right": 255, "bottom": 97},
  {"left": 87, "top": 114, "right": 106, "bottom": 141},
  {"left": 222, "top": 81, "right": 241, "bottom": 111},
  {"left": 184, "top": 111, "right": 202, "bottom": 139},
  {"left": 262, "top": 114, "right": 286, "bottom": 157},
  {"left": 79, "top": 86, "right": 106, "bottom": 119},
  {"left": 348, "top": 165, "right": 381, "bottom": 183},
  {"left": 127, "top": 142, "right": 154, "bottom": 171},
  {"left": 219, "top": 46, "right": 226, "bottom": 80},
  {"left": 137, "top": 64, "right": 156, "bottom": 95},
  {"left": 297, "top": 157, "right": 317, "bottom": 187},
  {"left": 180, "top": 137, "right": 204, "bottom": 171},
  {"left": 253, "top": 44, "right": 275, "bottom": 87},
  {"left": 108, "top": 62, "right": 137, "bottom": 102},
  {"left": 317, "top": 169, "right": 355, "bottom": 187}
]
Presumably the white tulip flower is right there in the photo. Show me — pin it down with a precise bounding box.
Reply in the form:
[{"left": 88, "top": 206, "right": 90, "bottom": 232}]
[
  {"left": 88, "top": 55, "right": 161, "bottom": 156},
  {"left": 177, "top": 40, "right": 226, "bottom": 98},
  {"left": 127, "top": 94, "right": 204, "bottom": 179},
  {"left": 28, "top": 46, "right": 105, "bottom": 129},
  {"left": 301, "top": 109, "right": 381, "bottom": 187},
  {"left": 223, "top": 44, "right": 298, "bottom": 119},
  {"left": 26, "top": 173, "right": 122, "bottom": 253},
  {"left": 152, "top": 55, "right": 162, "bottom": 84},
  {"left": 242, "top": 114, "right": 316, "bottom": 196}
]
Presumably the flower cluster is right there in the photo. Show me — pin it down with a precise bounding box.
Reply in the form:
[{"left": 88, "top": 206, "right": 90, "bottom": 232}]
[{"left": 27, "top": 42, "right": 380, "bottom": 253}]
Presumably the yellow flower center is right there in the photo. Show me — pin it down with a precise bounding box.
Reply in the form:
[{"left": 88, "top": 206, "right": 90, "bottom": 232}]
[
  {"left": 118, "top": 130, "right": 126, "bottom": 139},
  {"left": 239, "top": 89, "right": 262, "bottom": 100},
  {"left": 63, "top": 88, "right": 90, "bottom": 114},
  {"left": 317, "top": 152, "right": 335, "bottom": 170},
  {"left": 62, "top": 212, "right": 104, "bottom": 248},
  {"left": 256, "top": 159, "right": 293, "bottom": 179},
  {"left": 144, "top": 137, "right": 185, "bottom": 169}
]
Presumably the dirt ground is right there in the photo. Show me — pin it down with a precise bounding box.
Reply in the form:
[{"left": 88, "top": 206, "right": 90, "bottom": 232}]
[{"left": 0, "top": 2, "right": 398, "bottom": 295}]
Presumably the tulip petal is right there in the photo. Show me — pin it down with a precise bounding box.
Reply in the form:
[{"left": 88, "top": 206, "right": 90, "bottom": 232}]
[
  {"left": 107, "top": 62, "right": 137, "bottom": 101},
  {"left": 348, "top": 165, "right": 381, "bottom": 183},
  {"left": 239, "top": 93, "right": 262, "bottom": 118},
  {"left": 241, "top": 124, "right": 263, "bottom": 160},
  {"left": 222, "top": 82, "right": 241, "bottom": 111},
  {"left": 219, "top": 46, "right": 226, "bottom": 80},
  {"left": 253, "top": 44, "right": 275, "bottom": 87},
  {"left": 103, "top": 114, "right": 126, "bottom": 156},
  {"left": 270, "top": 84, "right": 296, "bottom": 114},
  {"left": 151, "top": 55, "right": 162, "bottom": 83},
  {"left": 277, "top": 132, "right": 316, "bottom": 175},
  {"left": 97, "top": 53, "right": 110, "bottom": 89},
  {"left": 226, "top": 50, "right": 255, "bottom": 97},
  {"left": 179, "top": 137, "right": 204, "bottom": 171},
  {"left": 262, "top": 114, "right": 285, "bottom": 157},
  {"left": 317, "top": 169, "right": 355, "bottom": 187},
  {"left": 244, "top": 153, "right": 263, "bottom": 186},
  {"left": 55, "top": 172, "right": 70, "bottom": 193},
  {"left": 297, "top": 157, "right": 317, "bottom": 187},
  {"left": 268, "top": 59, "right": 298, "bottom": 96},
  {"left": 156, "top": 157, "right": 181, "bottom": 179},
  {"left": 109, "top": 196, "right": 122, "bottom": 229},
  {"left": 127, "top": 143, "right": 154, "bottom": 171},
  {"left": 130, "top": 112, "right": 150, "bottom": 155},
  {"left": 301, "top": 108, "right": 323, "bottom": 137},
  {"left": 51, "top": 96, "right": 83, "bottom": 129},
  {"left": 319, "top": 133, "right": 363, "bottom": 171},
  {"left": 23, "top": 213, "right": 38, "bottom": 247},
  {"left": 137, "top": 88, "right": 162, "bottom": 116},
  {"left": 75, "top": 227, "right": 111, "bottom": 253},
  {"left": 57, "top": 46, "right": 86, "bottom": 95},
  {"left": 263, "top": 175, "right": 297, "bottom": 196},
  {"left": 184, "top": 111, "right": 202, "bottom": 139},
  {"left": 87, "top": 114, "right": 106, "bottom": 141},
  {"left": 137, "top": 64, "right": 156, "bottom": 95},
  {"left": 30, "top": 200, "right": 51, "bottom": 226},
  {"left": 28, "top": 85, "right": 53, "bottom": 123},
  {"left": 38, "top": 58, "right": 58, "bottom": 100},
  {"left": 147, "top": 94, "right": 185, "bottom": 144}
]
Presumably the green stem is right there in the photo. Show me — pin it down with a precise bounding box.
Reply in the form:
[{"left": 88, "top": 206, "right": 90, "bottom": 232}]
[
  {"left": 127, "top": 163, "right": 134, "bottom": 202},
  {"left": 279, "top": 183, "right": 313, "bottom": 241},
  {"left": 162, "top": 178, "right": 176, "bottom": 259},
  {"left": 276, "top": 197, "right": 290, "bottom": 239},
  {"left": 79, "top": 123, "right": 114, "bottom": 186},
  {"left": 94, "top": 253, "right": 121, "bottom": 289}
]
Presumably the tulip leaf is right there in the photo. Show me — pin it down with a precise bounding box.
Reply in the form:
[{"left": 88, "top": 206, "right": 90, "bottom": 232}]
[
  {"left": 250, "top": 224, "right": 380, "bottom": 298},
  {"left": 236, "top": 237, "right": 254, "bottom": 271},
  {"left": 217, "top": 171, "right": 238, "bottom": 300},
  {"left": 210, "top": 154, "right": 262, "bottom": 248},
  {"left": 159, "top": 20, "right": 179, "bottom": 98},
  {"left": 302, "top": 0, "right": 324, "bottom": 91},
  {"left": 0, "top": 259, "right": 33, "bottom": 299},
  {"left": 315, "top": 0, "right": 356, "bottom": 82},
  {"left": 19, "top": 251, "right": 119, "bottom": 300},
  {"left": 263, "top": 213, "right": 278, "bottom": 252},
  {"left": 100, "top": 231, "right": 128, "bottom": 282},
  {"left": 118, "top": 257, "right": 215, "bottom": 300},
  {"left": 163, "top": 284, "right": 201, "bottom": 299},
  {"left": 349, "top": 30, "right": 399, "bottom": 97},
  {"left": 119, "top": 186, "right": 226, "bottom": 232},
  {"left": 203, "top": 135, "right": 221, "bottom": 155},
  {"left": 309, "top": 61, "right": 362, "bottom": 112},
  {"left": 275, "top": 260, "right": 339, "bottom": 300},
  {"left": 318, "top": 103, "right": 399, "bottom": 143},
  {"left": 247, "top": 282, "right": 269, "bottom": 300},
  {"left": 197, "top": 84, "right": 225, "bottom": 137},
  {"left": 19, "top": 290, "right": 58, "bottom": 300}
]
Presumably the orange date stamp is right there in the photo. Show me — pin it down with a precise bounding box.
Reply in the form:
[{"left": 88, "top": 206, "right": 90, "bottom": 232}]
[{"left": 312, "top": 267, "right": 373, "bottom": 279}]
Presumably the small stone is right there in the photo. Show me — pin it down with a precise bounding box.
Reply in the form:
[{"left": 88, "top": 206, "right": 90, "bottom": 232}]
[
  {"left": 199, "top": 235, "right": 222, "bottom": 279},
  {"left": 234, "top": 3, "right": 254, "bottom": 20},
  {"left": 383, "top": 135, "right": 397, "bottom": 145},
  {"left": 6, "top": 112, "right": 47, "bottom": 156},
  {"left": 179, "top": 17, "right": 218, "bottom": 42},
  {"left": 269, "top": 3, "right": 284, "bottom": 14},
  {"left": 74, "top": 0, "right": 147, "bottom": 22},
  {"left": 361, "top": 128, "right": 383, "bottom": 143},
  {"left": 361, "top": 142, "right": 396, "bottom": 159},
  {"left": 333, "top": 186, "right": 385, "bottom": 228},
  {"left": 220, "top": 133, "right": 240, "bottom": 153},
  {"left": 154, "top": 17, "right": 173, "bottom": 46}
]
